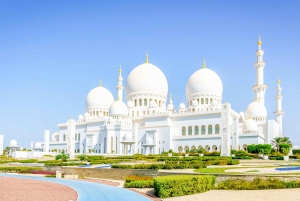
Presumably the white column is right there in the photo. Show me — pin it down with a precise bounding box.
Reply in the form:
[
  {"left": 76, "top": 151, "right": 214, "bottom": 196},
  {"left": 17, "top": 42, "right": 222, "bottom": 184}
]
[
  {"left": 232, "top": 117, "right": 239, "bottom": 150},
  {"left": 220, "top": 103, "right": 231, "bottom": 156},
  {"left": 44, "top": 130, "right": 50, "bottom": 153},
  {"left": 67, "top": 119, "right": 76, "bottom": 159},
  {"left": 0, "top": 135, "right": 3, "bottom": 155}
]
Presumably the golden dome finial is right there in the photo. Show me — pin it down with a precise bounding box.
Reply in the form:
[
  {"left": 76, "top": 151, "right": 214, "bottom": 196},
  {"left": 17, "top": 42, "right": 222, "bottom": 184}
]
[
  {"left": 203, "top": 59, "right": 206, "bottom": 68},
  {"left": 258, "top": 35, "right": 262, "bottom": 45},
  {"left": 170, "top": 92, "right": 172, "bottom": 99},
  {"left": 277, "top": 77, "right": 281, "bottom": 84},
  {"left": 99, "top": 79, "right": 102, "bottom": 87},
  {"left": 119, "top": 65, "right": 122, "bottom": 73},
  {"left": 146, "top": 52, "right": 149, "bottom": 63}
]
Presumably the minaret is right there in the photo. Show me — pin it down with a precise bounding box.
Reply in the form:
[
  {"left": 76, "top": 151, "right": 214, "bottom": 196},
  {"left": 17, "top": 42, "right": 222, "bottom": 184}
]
[
  {"left": 252, "top": 36, "right": 268, "bottom": 105},
  {"left": 116, "top": 66, "right": 124, "bottom": 101},
  {"left": 274, "top": 78, "right": 284, "bottom": 136}
]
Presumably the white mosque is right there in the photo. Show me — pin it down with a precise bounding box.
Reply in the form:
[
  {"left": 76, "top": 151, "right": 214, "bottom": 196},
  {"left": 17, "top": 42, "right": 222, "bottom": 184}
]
[{"left": 30, "top": 36, "right": 284, "bottom": 157}]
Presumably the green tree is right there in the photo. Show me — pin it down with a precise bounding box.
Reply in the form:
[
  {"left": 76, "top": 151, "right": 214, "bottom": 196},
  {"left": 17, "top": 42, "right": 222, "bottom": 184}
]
[
  {"left": 55, "top": 150, "right": 70, "bottom": 162},
  {"left": 78, "top": 154, "right": 87, "bottom": 164}
]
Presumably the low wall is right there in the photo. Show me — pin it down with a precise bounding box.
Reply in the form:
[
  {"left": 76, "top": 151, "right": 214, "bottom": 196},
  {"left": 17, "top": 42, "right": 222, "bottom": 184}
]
[{"left": 62, "top": 167, "right": 300, "bottom": 182}]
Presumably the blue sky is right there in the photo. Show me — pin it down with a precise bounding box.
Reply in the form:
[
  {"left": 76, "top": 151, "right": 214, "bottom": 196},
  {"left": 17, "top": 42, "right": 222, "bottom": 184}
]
[{"left": 0, "top": 1, "right": 299, "bottom": 148}]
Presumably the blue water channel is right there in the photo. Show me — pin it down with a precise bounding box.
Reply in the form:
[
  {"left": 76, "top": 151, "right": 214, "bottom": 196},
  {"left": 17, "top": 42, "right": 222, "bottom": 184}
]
[
  {"left": 0, "top": 173, "right": 150, "bottom": 201},
  {"left": 275, "top": 166, "right": 300, "bottom": 171}
]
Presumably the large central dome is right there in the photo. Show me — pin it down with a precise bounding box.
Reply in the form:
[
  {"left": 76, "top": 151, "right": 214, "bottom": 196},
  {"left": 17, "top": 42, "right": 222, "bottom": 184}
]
[
  {"left": 186, "top": 67, "right": 223, "bottom": 99},
  {"left": 126, "top": 61, "right": 168, "bottom": 99}
]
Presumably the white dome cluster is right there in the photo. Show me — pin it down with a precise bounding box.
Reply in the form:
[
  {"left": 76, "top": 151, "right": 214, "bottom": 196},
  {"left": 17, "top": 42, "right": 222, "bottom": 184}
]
[
  {"left": 86, "top": 85, "right": 114, "bottom": 116},
  {"left": 109, "top": 100, "right": 128, "bottom": 116},
  {"left": 186, "top": 67, "right": 223, "bottom": 102},
  {"left": 245, "top": 101, "right": 267, "bottom": 117},
  {"left": 10, "top": 140, "right": 17, "bottom": 146},
  {"left": 52, "top": 132, "right": 59, "bottom": 142},
  {"left": 126, "top": 63, "right": 168, "bottom": 99},
  {"left": 243, "top": 119, "right": 258, "bottom": 133}
]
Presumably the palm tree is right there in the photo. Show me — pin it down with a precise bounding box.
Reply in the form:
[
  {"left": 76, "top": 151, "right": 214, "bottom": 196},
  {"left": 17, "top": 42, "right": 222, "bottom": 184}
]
[
  {"left": 271, "top": 137, "right": 282, "bottom": 152},
  {"left": 271, "top": 137, "right": 293, "bottom": 152}
]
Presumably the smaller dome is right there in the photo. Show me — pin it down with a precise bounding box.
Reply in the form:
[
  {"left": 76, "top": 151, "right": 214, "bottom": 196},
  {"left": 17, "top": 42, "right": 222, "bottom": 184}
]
[
  {"left": 35, "top": 142, "right": 41, "bottom": 148},
  {"left": 179, "top": 103, "right": 186, "bottom": 110},
  {"left": 192, "top": 100, "right": 198, "bottom": 106},
  {"left": 145, "top": 136, "right": 154, "bottom": 144},
  {"left": 109, "top": 100, "right": 128, "bottom": 116},
  {"left": 149, "top": 100, "right": 157, "bottom": 108},
  {"left": 127, "top": 100, "right": 134, "bottom": 108},
  {"left": 245, "top": 101, "right": 267, "bottom": 117},
  {"left": 52, "top": 132, "right": 59, "bottom": 142},
  {"left": 123, "top": 133, "right": 133, "bottom": 141},
  {"left": 78, "top": 114, "right": 83, "bottom": 120},
  {"left": 211, "top": 100, "right": 218, "bottom": 106},
  {"left": 84, "top": 112, "right": 90, "bottom": 118},
  {"left": 167, "top": 103, "right": 174, "bottom": 111},
  {"left": 10, "top": 140, "right": 17, "bottom": 146},
  {"left": 243, "top": 119, "right": 258, "bottom": 132}
]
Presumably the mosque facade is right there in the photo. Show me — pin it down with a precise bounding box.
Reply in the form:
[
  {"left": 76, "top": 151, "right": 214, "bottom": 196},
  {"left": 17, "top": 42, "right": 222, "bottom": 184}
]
[{"left": 33, "top": 37, "right": 284, "bottom": 157}]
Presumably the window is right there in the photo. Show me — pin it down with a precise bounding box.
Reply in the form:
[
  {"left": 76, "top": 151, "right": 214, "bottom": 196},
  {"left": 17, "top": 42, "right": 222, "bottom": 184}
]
[
  {"left": 215, "top": 124, "right": 220, "bottom": 134},
  {"left": 178, "top": 146, "right": 183, "bottom": 153},
  {"left": 208, "top": 125, "right": 212, "bottom": 134},
  {"left": 144, "top": 99, "right": 147, "bottom": 106},
  {"left": 195, "top": 126, "right": 199, "bottom": 135},
  {"left": 139, "top": 99, "right": 142, "bottom": 106},
  {"left": 63, "top": 134, "right": 66, "bottom": 141},
  {"left": 188, "top": 126, "right": 192, "bottom": 135},
  {"left": 201, "top": 98, "right": 204, "bottom": 104},
  {"left": 201, "top": 125, "right": 205, "bottom": 135},
  {"left": 182, "top": 126, "right": 186, "bottom": 136},
  {"left": 78, "top": 133, "right": 80, "bottom": 141},
  {"left": 205, "top": 98, "right": 208, "bottom": 104},
  {"left": 135, "top": 100, "right": 137, "bottom": 106}
]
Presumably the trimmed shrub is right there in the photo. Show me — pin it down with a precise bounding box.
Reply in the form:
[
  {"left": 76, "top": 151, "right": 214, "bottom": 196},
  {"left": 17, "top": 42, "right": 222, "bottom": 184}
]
[
  {"left": 18, "top": 159, "right": 38, "bottom": 163},
  {"left": 247, "top": 144, "right": 257, "bottom": 153},
  {"left": 292, "top": 149, "right": 300, "bottom": 155},
  {"left": 216, "top": 178, "right": 300, "bottom": 190},
  {"left": 269, "top": 156, "right": 284, "bottom": 160},
  {"left": 233, "top": 156, "right": 253, "bottom": 159},
  {"left": 154, "top": 175, "right": 216, "bottom": 198},
  {"left": 0, "top": 166, "right": 43, "bottom": 173},
  {"left": 279, "top": 144, "right": 290, "bottom": 153},
  {"left": 124, "top": 180, "right": 154, "bottom": 188}
]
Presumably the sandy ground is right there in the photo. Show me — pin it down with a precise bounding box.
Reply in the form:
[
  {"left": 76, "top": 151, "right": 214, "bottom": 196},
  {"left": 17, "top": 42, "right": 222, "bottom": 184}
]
[
  {"left": 162, "top": 189, "right": 300, "bottom": 201},
  {"left": 0, "top": 176, "right": 78, "bottom": 201}
]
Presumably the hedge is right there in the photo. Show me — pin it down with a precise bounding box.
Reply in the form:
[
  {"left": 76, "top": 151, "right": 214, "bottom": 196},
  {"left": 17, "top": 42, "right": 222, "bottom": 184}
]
[
  {"left": 0, "top": 166, "right": 43, "bottom": 173},
  {"left": 292, "top": 149, "right": 300, "bottom": 155},
  {"left": 247, "top": 144, "right": 272, "bottom": 154},
  {"left": 279, "top": 144, "right": 290, "bottom": 153},
  {"left": 216, "top": 178, "right": 300, "bottom": 190},
  {"left": 111, "top": 163, "right": 207, "bottom": 169},
  {"left": 124, "top": 180, "right": 154, "bottom": 188},
  {"left": 269, "top": 156, "right": 284, "bottom": 160},
  {"left": 154, "top": 175, "right": 216, "bottom": 198}
]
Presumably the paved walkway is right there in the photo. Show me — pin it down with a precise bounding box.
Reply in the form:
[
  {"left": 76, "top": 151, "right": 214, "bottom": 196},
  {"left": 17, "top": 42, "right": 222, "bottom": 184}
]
[{"left": 0, "top": 173, "right": 150, "bottom": 201}]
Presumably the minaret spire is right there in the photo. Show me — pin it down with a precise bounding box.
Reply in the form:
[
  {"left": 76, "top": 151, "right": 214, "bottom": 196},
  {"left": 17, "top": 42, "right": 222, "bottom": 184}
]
[
  {"left": 202, "top": 59, "right": 206, "bottom": 68},
  {"left": 169, "top": 92, "right": 173, "bottom": 104},
  {"left": 252, "top": 35, "right": 268, "bottom": 105},
  {"left": 99, "top": 79, "right": 102, "bottom": 87},
  {"left": 146, "top": 53, "right": 149, "bottom": 63},
  {"left": 116, "top": 65, "right": 124, "bottom": 101},
  {"left": 274, "top": 77, "right": 284, "bottom": 136}
]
